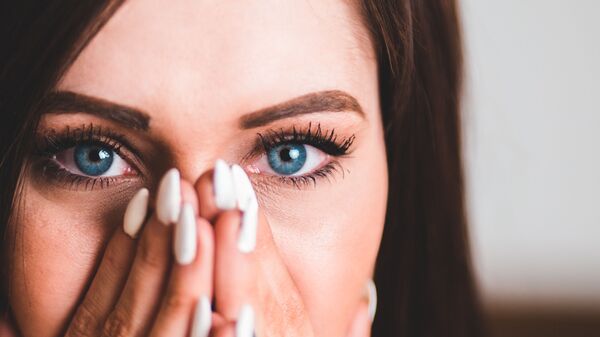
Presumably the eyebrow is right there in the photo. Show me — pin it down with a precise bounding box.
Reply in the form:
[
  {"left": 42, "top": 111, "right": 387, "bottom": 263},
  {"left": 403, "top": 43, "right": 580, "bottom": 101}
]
[
  {"left": 41, "top": 91, "right": 151, "bottom": 131},
  {"left": 239, "top": 90, "right": 366, "bottom": 129}
]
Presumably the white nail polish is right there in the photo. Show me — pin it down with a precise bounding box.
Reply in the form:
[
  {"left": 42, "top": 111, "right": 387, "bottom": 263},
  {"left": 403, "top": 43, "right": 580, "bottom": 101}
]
[
  {"left": 190, "top": 295, "right": 211, "bottom": 337},
  {"left": 174, "top": 203, "right": 197, "bottom": 265},
  {"left": 231, "top": 164, "right": 255, "bottom": 211},
  {"left": 366, "top": 279, "right": 377, "bottom": 322},
  {"left": 237, "top": 198, "right": 258, "bottom": 253},
  {"left": 123, "top": 188, "right": 149, "bottom": 238},
  {"left": 213, "top": 159, "right": 237, "bottom": 210},
  {"left": 235, "top": 304, "right": 255, "bottom": 337},
  {"left": 156, "top": 168, "right": 181, "bottom": 225},
  {"left": 231, "top": 165, "right": 258, "bottom": 253}
]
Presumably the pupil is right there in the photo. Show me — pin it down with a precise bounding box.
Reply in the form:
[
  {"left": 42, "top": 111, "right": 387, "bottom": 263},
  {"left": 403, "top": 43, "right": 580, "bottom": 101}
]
[
  {"left": 88, "top": 148, "right": 111, "bottom": 162},
  {"left": 88, "top": 148, "right": 103, "bottom": 162},
  {"left": 280, "top": 148, "right": 291, "bottom": 161},
  {"left": 280, "top": 147, "right": 300, "bottom": 162}
]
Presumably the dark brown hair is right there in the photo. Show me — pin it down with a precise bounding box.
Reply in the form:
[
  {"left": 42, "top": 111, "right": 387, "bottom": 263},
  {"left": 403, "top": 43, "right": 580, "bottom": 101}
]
[{"left": 0, "top": 1, "right": 483, "bottom": 336}]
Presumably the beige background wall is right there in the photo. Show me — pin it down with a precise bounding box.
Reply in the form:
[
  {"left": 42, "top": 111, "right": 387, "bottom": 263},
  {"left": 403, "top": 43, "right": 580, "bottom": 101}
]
[{"left": 459, "top": 1, "right": 600, "bottom": 334}]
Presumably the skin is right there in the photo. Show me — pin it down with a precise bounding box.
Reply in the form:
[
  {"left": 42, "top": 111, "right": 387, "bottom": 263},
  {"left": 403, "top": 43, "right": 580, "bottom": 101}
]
[{"left": 4, "top": 0, "right": 388, "bottom": 336}]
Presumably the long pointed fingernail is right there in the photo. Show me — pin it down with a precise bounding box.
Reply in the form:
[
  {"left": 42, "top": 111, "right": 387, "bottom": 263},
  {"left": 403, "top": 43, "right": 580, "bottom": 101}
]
[
  {"left": 231, "top": 164, "right": 255, "bottom": 211},
  {"left": 213, "top": 159, "right": 237, "bottom": 210},
  {"left": 123, "top": 188, "right": 149, "bottom": 238},
  {"left": 156, "top": 168, "right": 181, "bottom": 225},
  {"left": 174, "top": 203, "right": 197, "bottom": 265},
  {"left": 366, "top": 279, "right": 377, "bottom": 322},
  {"left": 235, "top": 304, "right": 255, "bottom": 337},
  {"left": 238, "top": 199, "right": 257, "bottom": 253},
  {"left": 231, "top": 165, "right": 258, "bottom": 253},
  {"left": 191, "top": 295, "right": 211, "bottom": 337}
]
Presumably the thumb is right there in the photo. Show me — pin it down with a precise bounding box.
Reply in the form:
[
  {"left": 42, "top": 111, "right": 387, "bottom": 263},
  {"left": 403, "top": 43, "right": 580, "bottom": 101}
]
[{"left": 344, "top": 301, "right": 372, "bottom": 337}]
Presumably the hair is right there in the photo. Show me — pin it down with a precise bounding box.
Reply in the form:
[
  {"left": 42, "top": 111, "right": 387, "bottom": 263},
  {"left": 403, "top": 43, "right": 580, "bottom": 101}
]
[{"left": 0, "top": 1, "right": 483, "bottom": 336}]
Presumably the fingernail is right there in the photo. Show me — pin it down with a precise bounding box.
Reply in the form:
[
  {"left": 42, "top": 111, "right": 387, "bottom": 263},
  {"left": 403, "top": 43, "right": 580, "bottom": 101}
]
[
  {"left": 123, "top": 188, "right": 149, "bottom": 238},
  {"left": 213, "top": 159, "right": 237, "bottom": 210},
  {"left": 174, "top": 203, "right": 197, "bottom": 265},
  {"left": 237, "top": 199, "right": 258, "bottom": 253},
  {"left": 235, "top": 304, "right": 255, "bottom": 337},
  {"left": 366, "top": 279, "right": 377, "bottom": 322},
  {"left": 156, "top": 168, "right": 181, "bottom": 225},
  {"left": 231, "top": 165, "right": 258, "bottom": 253},
  {"left": 190, "top": 295, "right": 211, "bottom": 337},
  {"left": 231, "top": 164, "right": 255, "bottom": 211}
]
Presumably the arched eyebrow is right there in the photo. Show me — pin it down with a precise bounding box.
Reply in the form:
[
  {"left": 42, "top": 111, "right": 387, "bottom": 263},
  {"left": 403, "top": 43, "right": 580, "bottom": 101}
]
[
  {"left": 41, "top": 91, "right": 151, "bottom": 131},
  {"left": 41, "top": 89, "right": 365, "bottom": 131},
  {"left": 239, "top": 90, "right": 366, "bottom": 129}
]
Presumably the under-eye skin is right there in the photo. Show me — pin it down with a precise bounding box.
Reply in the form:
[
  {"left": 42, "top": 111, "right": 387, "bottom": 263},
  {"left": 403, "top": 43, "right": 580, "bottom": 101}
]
[{"left": 31, "top": 123, "right": 142, "bottom": 191}]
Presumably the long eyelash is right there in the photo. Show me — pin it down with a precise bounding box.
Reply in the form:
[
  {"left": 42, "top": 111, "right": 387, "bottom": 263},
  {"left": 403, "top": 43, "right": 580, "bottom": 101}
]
[
  {"left": 254, "top": 121, "right": 356, "bottom": 157},
  {"left": 246, "top": 122, "right": 355, "bottom": 189},
  {"left": 278, "top": 160, "right": 346, "bottom": 189},
  {"left": 35, "top": 123, "right": 129, "bottom": 158},
  {"left": 32, "top": 123, "right": 138, "bottom": 190}
]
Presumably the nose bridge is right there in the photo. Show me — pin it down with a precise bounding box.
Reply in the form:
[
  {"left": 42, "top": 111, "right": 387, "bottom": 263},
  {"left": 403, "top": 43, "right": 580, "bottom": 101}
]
[{"left": 149, "top": 105, "right": 244, "bottom": 182}]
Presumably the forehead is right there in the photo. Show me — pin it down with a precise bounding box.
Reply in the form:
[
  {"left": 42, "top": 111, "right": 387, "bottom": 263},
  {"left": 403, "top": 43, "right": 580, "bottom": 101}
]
[{"left": 58, "top": 0, "right": 376, "bottom": 128}]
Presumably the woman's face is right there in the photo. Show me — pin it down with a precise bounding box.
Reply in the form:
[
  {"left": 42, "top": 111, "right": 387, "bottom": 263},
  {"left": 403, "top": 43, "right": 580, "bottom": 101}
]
[{"left": 7, "top": 0, "right": 388, "bottom": 336}]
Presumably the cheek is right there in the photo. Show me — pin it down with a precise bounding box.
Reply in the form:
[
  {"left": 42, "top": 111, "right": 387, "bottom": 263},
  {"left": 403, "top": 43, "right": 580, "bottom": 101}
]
[
  {"left": 264, "top": 139, "right": 388, "bottom": 336},
  {"left": 8, "top": 183, "right": 126, "bottom": 337}
]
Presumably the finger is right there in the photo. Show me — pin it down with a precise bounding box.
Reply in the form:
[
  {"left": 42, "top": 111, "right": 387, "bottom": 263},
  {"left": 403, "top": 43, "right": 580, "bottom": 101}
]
[
  {"left": 102, "top": 169, "right": 181, "bottom": 337},
  {"left": 213, "top": 209, "right": 253, "bottom": 320},
  {"left": 198, "top": 160, "right": 254, "bottom": 319},
  {"left": 345, "top": 302, "right": 371, "bottom": 337},
  {"left": 210, "top": 322, "right": 235, "bottom": 337},
  {"left": 207, "top": 312, "right": 233, "bottom": 337},
  {"left": 224, "top": 165, "right": 315, "bottom": 336},
  {"left": 150, "top": 179, "right": 215, "bottom": 337},
  {"left": 65, "top": 188, "right": 148, "bottom": 337},
  {"left": 209, "top": 305, "right": 254, "bottom": 337},
  {"left": 196, "top": 159, "right": 238, "bottom": 223}
]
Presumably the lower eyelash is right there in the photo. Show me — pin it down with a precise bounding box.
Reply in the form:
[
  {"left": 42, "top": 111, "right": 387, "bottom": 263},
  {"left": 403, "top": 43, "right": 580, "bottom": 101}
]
[
  {"left": 276, "top": 160, "right": 346, "bottom": 189},
  {"left": 34, "top": 156, "right": 124, "bottom": 191}
]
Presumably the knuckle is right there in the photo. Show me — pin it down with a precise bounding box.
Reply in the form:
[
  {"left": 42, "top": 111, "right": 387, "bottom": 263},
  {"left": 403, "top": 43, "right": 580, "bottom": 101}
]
[
  {"left": 137, "top": 234, "right": 164, "bottom": 270},
  {"left": 101, "top": 309, "right": 131, "bottom": 337},
  {"left": 67, "top": 302, "right": 99, "bottom": 337},
  {"left": 102, "top": 249, "right": 124, "bottom": 278},
  {"left": 162, "top": 289, "right": 194, "bottom": 315}
]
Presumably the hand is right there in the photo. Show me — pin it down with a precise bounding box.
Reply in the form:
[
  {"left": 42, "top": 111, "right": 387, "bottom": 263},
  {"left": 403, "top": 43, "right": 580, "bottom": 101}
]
[
  {"left": 193, "top": 161, "right": 373, "bottom": 337},
  {"left": 61, "top": 162, "right": 372, "bottom": 337},
  {"left": 63, "top": 169, "right": 215, "bottom": 337}
]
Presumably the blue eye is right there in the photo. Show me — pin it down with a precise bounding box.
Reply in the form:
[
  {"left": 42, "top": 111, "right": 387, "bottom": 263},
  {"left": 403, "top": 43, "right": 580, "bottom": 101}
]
[
  {"left": 267, "top": 143, "right": 307, "bottom": 175},
  {"left": 73, "top": 144, "right": 115, "bottom": 176}
]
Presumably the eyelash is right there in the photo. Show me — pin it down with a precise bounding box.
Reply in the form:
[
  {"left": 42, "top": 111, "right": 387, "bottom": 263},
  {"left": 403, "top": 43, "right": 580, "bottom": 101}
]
[{"left": 33, "top": 122, "right": 355, "bottom": 191}]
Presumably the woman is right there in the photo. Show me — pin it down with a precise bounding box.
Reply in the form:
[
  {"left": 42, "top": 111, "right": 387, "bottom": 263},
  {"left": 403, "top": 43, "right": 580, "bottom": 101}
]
[{"left": 0, "top": 1, "right": 483, "bottom": 336}]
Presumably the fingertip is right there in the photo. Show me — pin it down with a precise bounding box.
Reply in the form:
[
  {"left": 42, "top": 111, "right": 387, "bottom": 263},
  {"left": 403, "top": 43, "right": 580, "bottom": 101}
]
[
  {"left": 180, "top": 179, "right": 200, "bottom": 215},
  {"left": 345, "top": 302, "right": 371, "bottom": 337},
  {"left": 195, "top": 167, "right": 220, "bottom": 222}
]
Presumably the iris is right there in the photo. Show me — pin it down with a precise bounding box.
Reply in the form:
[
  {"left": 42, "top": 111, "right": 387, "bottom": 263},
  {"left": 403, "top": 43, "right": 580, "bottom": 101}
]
[
  {"left": 267, "top": 143, "right": 307, "bottom": 175},
  {"left": 74, "top": 144, "right": 114, "bottom": 176}
]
